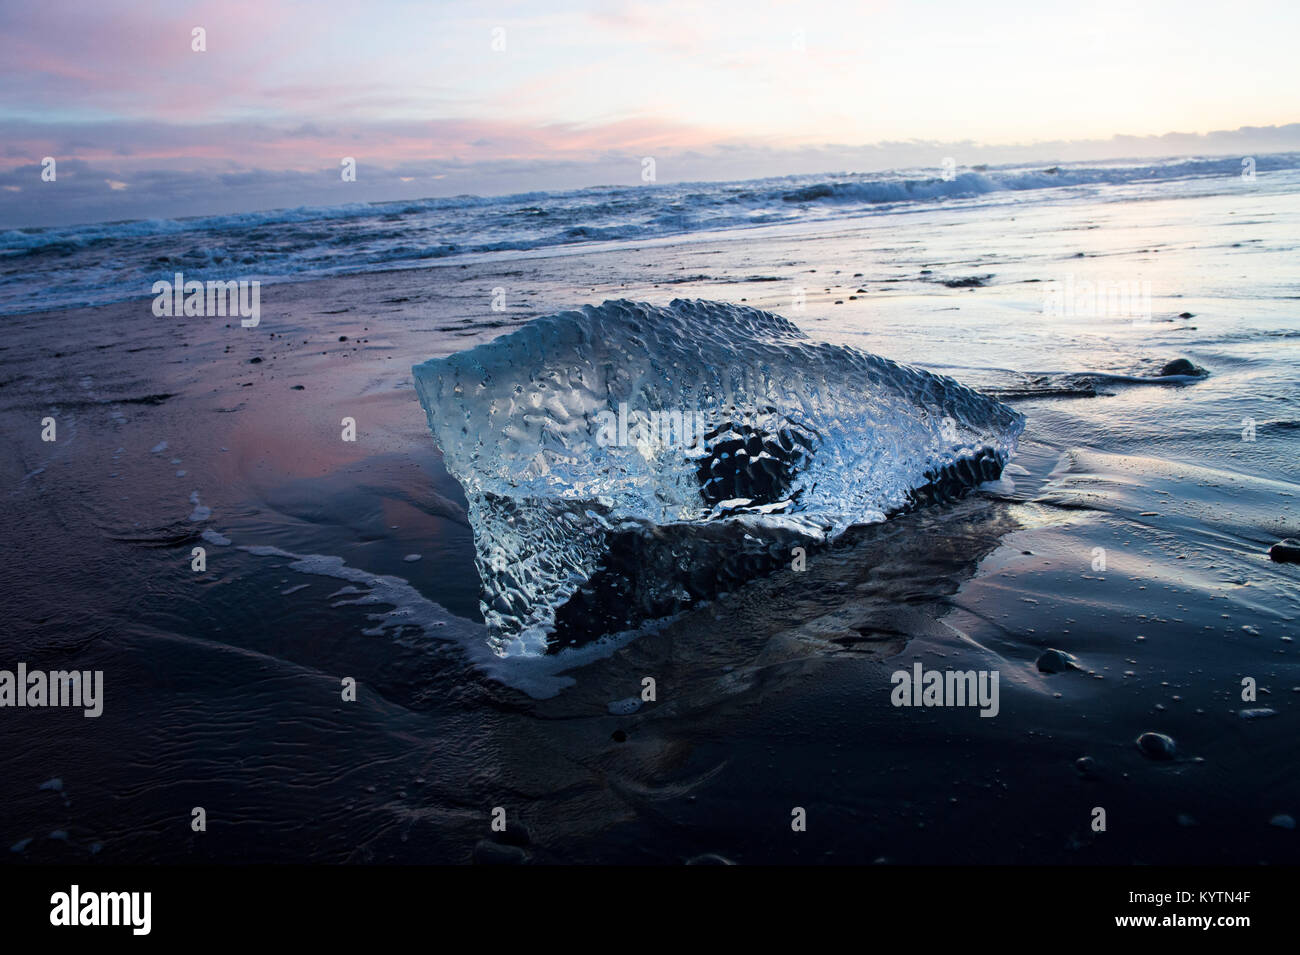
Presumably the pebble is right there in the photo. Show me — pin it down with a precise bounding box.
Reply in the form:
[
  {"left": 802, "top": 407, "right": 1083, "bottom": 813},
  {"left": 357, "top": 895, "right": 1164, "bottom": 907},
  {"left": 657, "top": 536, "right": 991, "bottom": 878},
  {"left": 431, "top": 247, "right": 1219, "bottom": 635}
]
[
  {"left": 1239, "top": 707, "right": 1277, "bottom": 719},
  {"left": 1268, "top": 539, "right": 1300, "bottom": 564},
  {"left": 1136, "top": 731, "right": 1177, "bottom": 760},
  {"left": 1159, "top": 358, "right": 1199, "bottom": 376},
  {"left": 1037, "top": 648, "right": 1080, "bottom": 673}
]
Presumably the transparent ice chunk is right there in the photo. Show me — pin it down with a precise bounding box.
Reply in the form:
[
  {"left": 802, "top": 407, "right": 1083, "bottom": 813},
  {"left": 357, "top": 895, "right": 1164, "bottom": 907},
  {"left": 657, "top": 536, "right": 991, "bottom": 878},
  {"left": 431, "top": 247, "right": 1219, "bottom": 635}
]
[{"left": 413, "top": 299, "right": 1023, "bottom": 654}]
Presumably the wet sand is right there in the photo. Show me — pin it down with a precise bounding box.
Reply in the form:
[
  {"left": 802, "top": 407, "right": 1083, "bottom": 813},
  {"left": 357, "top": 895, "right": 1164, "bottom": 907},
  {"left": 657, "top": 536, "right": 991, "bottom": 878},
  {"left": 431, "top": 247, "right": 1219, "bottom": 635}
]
[{"left": 3, "top": 188, "right": 1299, "bottom": 863}]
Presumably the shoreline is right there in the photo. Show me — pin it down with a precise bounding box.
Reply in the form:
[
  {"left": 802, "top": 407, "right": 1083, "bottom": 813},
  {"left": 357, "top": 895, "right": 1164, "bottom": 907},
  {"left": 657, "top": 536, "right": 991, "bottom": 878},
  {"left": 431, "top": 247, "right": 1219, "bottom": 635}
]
[{"left": 2, "top": 182, "right": 1297, "bottom": 864}]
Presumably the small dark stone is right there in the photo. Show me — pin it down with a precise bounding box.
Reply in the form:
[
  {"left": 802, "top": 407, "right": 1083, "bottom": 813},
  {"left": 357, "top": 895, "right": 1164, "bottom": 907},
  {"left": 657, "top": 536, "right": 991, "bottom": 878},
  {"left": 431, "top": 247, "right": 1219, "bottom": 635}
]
[
  {"left": 1136, "top": 731, "right": 1177, "bottom": 761},
  {"left": 338, "top": 335, "right": 348, "bottom": 341},
  {"left": 611, "top": 729, "right": 627, "bottom": 743},
  {"left": 291, "top": 385, "right": 305, "bottom": 390},
  {"left": 472, "top": 839, "right": 526, "bottom": 865},
  {"left": 1239, "top": 707, "right": 1277, "bottom": 719},
  {"left": 1037, "top": 648, "right": 1080, "bottom": 673},
  {"left": 1075, "top": 756, "right": 1096, "bottom": 776},
  {"left": 1268, "top": 539, "right": 1300, "bottom": 564},
  {"left": 247, "top": 356, "right": 262, "bottom": 364},
  {"left": 1178, "top": 311, "right": 1194, "bottom": 318},
  {"left": 942, "top": 275, "right": 990, "bottom": 288},
  {"left": 1159, "top": 358, "right": 1198, "bottom": 376}
]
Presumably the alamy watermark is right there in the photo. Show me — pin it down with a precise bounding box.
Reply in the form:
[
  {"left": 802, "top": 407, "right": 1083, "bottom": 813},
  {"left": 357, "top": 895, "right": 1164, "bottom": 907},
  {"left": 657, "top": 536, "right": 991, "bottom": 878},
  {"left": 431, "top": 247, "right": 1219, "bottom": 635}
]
[
  {"left": 151, "top": 271, "right": 260, "bottom": 327},
  {"left": 50, "top": 885, "right": 150, "bottom": 935},
  {"left": 0, "top": 663, "right": 103, "bottom": 717},
  {"left": 891, "top": 662, "right": 999, "bottom": 717},
  {"left": 1042, "top": 275, "right": 1152, "bottom": 325},
  {"left": 595, "top": 402, "right": 705, "bottom": 449}
]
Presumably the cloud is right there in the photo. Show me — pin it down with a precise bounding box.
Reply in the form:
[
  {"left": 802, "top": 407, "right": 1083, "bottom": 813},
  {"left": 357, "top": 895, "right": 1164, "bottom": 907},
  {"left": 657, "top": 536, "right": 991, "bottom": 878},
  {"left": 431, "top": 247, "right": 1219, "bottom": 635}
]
[{"left": 0, "top": 114, "right": 731, "bottom": 175}]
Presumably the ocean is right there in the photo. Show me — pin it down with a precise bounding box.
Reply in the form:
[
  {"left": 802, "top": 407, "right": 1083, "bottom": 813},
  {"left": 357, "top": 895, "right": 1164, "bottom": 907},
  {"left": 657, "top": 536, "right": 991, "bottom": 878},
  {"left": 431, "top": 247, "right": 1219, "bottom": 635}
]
[{"left": 4, "top": 153, "right": 1298, "bottom": 315}]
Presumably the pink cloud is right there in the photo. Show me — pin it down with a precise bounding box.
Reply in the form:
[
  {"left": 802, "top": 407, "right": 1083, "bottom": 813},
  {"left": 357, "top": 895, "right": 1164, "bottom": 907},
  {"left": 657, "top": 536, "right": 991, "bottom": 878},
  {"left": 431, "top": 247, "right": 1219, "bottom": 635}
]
[{"left": 0, "top": 115, "right": 739, "bottom": 172}]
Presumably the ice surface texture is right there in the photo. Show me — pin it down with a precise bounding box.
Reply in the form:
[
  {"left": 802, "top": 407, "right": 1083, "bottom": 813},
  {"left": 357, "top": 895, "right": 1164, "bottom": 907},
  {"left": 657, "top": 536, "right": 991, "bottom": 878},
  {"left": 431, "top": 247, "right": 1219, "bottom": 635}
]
[{"left": 413, "top": 299, "right": 1024, "bottom": 655}]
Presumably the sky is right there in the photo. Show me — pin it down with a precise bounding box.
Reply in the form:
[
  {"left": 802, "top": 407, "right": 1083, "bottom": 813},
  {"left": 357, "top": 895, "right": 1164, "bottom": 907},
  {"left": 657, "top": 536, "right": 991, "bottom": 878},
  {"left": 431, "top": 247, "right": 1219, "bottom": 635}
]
[{"left": 2, "top": 0, "right": 1298, "bottom": 226}]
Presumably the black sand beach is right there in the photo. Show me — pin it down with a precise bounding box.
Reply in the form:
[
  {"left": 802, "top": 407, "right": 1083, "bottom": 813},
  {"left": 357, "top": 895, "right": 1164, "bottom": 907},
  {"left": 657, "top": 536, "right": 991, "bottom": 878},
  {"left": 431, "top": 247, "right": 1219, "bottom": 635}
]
[{"left": 4, "top": 184, "right": 1299, "bottom": 865}]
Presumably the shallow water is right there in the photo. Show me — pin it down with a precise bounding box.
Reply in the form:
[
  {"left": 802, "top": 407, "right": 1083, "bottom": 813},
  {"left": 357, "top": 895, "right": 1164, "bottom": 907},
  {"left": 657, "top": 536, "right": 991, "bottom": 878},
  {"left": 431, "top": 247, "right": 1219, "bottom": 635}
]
[{"left": 2, "top": 167, "right": 1298, "bottom": 863}]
